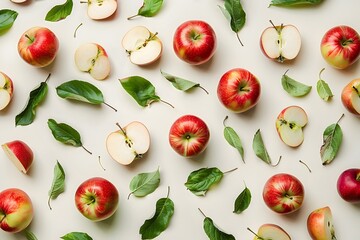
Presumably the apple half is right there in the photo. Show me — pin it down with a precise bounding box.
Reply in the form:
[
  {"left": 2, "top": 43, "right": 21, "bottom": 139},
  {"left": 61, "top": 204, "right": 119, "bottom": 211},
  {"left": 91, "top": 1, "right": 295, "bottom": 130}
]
[
  {"left": 307, "top": 206, "right": 337, "bottom": 240},
  {"left": 82, "top": 0, "right": 118, "bottom": 20},
  {"left": 122, "top": 26, "right": 163, "bottom": 65},
  {"left": 276, "top": 105, "right": 308, "bottom": 147},
  {"left": 341, "top": 78, "right": 360, "bottom": 115},
  {"left": 2, "top": 140, "right": 34, "bottom": 174},
  {"left": 248, "top": 224, "right": 291, "bottom": 240},
  {"left": 75, "top": 43, "right": 111, "bottom": 80},
  {"left": 0, "top": 71, "right": 14, "bottom": 111},
  {"left": 106, "top": 121, "right": 150, "bottom": 165}
]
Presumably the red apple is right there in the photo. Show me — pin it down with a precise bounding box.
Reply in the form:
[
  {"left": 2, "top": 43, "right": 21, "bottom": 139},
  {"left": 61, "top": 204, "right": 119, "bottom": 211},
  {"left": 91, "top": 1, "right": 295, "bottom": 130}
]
[
  {"left": 1, "top": 140, "right": 34, "bottom": 174},
  {"left": 307, "top": 206, "right": 337, "bottom": 240},
  {"left": 169, "top": 115, "right": 210, "bottom": 158},
  {"left": 262, "top": 173, "right": 304, "bottom": 214},
  {"left": 341, "top": 78, "right": 360, "bottom": 116},
  {"left": 173, "top": 20, "right": 217, "bottom": 65},
  {"left": 75, "top": 177, "right": 119, "bottom": 221},
  {"left": 18, "top": 26, "right": 59, "bottom": 67},
  {"left": 337, "top": 168, "right": 360, "bottom": 203},
  {"left": 217, "top": 68, "right": 261, "bottom": 113},
  {"left": 0, "top": 188, "right": 34, "bottom": 233},
  {"left": 320, "top": 25, "right": 360, "bottom": 69},
  {"left": 0, "top": 71, "right": 14, "bottom": 111}
]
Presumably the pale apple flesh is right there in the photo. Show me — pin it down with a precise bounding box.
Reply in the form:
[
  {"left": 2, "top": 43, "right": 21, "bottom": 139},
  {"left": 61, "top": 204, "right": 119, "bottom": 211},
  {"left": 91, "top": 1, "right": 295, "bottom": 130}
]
[
  {"left": 86, "top": 0, "right": 117, "bottom": 20},
  {"left": 341, "top": 78, "right": 360, "bottom": 115},
  {"left": 0, "top": 72, "right": 13, "bottom": 111},
  {"left": 307, "top": 206, "right": 336, "bottom": 240},
  {"left": 251, "top": 224, "right": 291, "bottom": 240},
  {"left": 10, "top": 0, "right": 28, "bottom": 3},
  {"left": 1, "top": 140, "right": 34, "bottom": 174}
]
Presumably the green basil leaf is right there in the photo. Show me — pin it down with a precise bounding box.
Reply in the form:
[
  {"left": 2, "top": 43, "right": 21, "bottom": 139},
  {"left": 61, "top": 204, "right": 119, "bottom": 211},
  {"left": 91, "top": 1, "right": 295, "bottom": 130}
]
[
  {"left": 223, "top": 116, "right": 245, "bottom": 163},
  {"left": 128, "top": 168, "right": 160, "bottom": 199},
  {"left": 128, "top": 0, "right": 163, "bottom": 19},
  {"left": 161, "top": 70, "right": 208, "bottom": 94},
  {"left": 185, "top": 167, "right": 224, "bottom": 196},
  {"left": 48, "top": 160, "right": 66, "bottom": 210},
  {"left": 270, "top": 0, "right": 323, "bottom": 7},
  {"left": 316, "top": 68, "right": 333, "bottom": 101},
  {"left": 15, "top": 75, "right": 50, "bottom": 126},
  {"left": 233, "top": 185, "right": 251, "bottom": 214},
  {"left": 252, "top": 129, "right": 271, "bottom": 165},
  {"left": 45, "top": 0, "right": 73, "bottom": 22},
  {"left": 25, "top": 230, "right": 38, "bottom": 240},
  {"left": 0, "top": 9, "right": 18, "bottom": 32},
  {"left": 281, "top": 70, "right": 312, "bottom": 97},
  {"left": 61, "top": 232, "right": 93, "bottom": 240},
  {"left": 203, "top": 217, "right": 235, "bottom": 240},
  {"left": 139, "top": 190, "right": 174, "bottom": 239},
  {"left": 321, "top": 114, "right": 344, "bottom": 165}
]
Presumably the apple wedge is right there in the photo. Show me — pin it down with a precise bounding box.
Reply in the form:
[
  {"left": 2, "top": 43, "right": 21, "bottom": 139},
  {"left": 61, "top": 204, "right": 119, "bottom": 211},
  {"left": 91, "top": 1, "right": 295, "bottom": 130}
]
[
  {"left": 341, "top": 78, "right": 360, "bottom": 115},
  {"left": 74, "top": 43, "right": 111, "bottom": 80},
  {"left": 106, "top": 121, "right": 150, "bottom": 165},
  {"left": 0, "top": 71, "right": 14, "bottom": 111},
  {"left": 248, "top": 224, "right": 291, "bottom": 240},
  {"left": 82, "top": 0, "right": 117, "bottom": 20},
  {"left": 2, "top": 140, "right": 34, "bottom": 174},
  {"left": 307, "top": 206, "right": 337, "bottom": 240},
  {"left": 122, "top": 26, "right": 162, "bottom": 65}
]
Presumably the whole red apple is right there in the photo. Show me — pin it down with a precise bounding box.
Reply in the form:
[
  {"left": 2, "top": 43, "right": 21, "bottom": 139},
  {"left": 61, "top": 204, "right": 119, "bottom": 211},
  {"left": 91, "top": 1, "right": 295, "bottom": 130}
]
[
  {"left": 2, "top": 140, "right": 34, "bottom": 174},
  {"left": 320, "top": 25, "right": 360, "bottom": 69},
  {"left": 75, "top": 177, "right": 119, "bottom": 221},
  {"left": 262, "top": 173, "right": 304, "bottom": 214},
  {"left": 173, "top": 20, "right": 217, "bottom": 65},
  {"left": 217, "top": 68, "right": 261, "bottom": 113},
  {"left": 0, "top": 188, "right": 34, "bottom": 233},
  {"left": 18, "top": 26, "right": 59, "bottom": 67},
  {"left": 337, "top": 168, "right": 360, "bottom": 203},
  {"left": 169, "top": 114, "right": 210, "bottom": 158},
  {"left": 341, "top": 78, "right": 360, "bottom": 116}
]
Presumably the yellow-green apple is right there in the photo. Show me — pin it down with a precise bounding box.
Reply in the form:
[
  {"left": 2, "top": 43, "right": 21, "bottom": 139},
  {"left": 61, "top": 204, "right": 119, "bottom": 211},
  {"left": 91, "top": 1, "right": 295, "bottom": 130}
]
[
  {"left": 1, "top": 140, "right": 33, "bottom": 174},
  {"left": 106, "top": 121, "right": 150, "bottom": 165},
  {"left": 0, "top": 188, "right": 34, "bottom": 233},
  {"left": 122, "top": 26, "right": 162, "bottom": 66},
  {"left": 276, "top": 105, "right": 308, "bottom": 147},
  {"left": 341, "top": 78, "right": 360, "bottom": 116},
  {"left": 0, "top": 71, "right": 14, "bottom": 111},
  {"left": 81, "top": 0, "right": 117, "bottom": 20},
  {"left": 262, "top": 173, "right": 304, "bottom": 214},
  {"left": 75, "top": 177, "right": 119, "bottom": 221},
  {"left": 169, "top": 115, "right": 210, "bottom": 158},
  {"left": 321, "top": 25, "right": 360, "bottom": 69},
  {"left": 337, "top": 168, "right": 360, "bottom": 203},
  {"left": 260, "top": 21, "right": 301, "bottom": 63},
  {"left": 74, "top": 43, "right": 111, "bottom": 80},
  {"left": 173, "top": 20, "right": 217, "bottom": 65},
  {"left": 18, "top": 26, "right": 59, "bottom": 67},
  {"left": 307, "top": 206, "right": 336, "bottom": 240},
  {"left": 247, "top": 224, "right": 291, "bottom": 240},
  {"left": 217, "top": 68, "right": 261, "bottom": 113}
]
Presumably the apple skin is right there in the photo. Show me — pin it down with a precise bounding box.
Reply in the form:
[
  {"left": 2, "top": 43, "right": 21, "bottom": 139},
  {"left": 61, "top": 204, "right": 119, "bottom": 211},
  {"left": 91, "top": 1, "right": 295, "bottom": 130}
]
[
  {"left": 75, "top": 177, "right": 119, "bottom": 222},
  {"left": 337, "top": 168, "right": 360, "bottom": 203},
  {"left": 320, "top": 25, "right": 360, "bottom": 69},
  {"left": 18, "top": 27, "right": 59, "bottom": 67},
  {"left": 0, "top": 188, "right": 34, "bottom": 233},
  {"left": 307, "top": 206, "right": 336, "bottom": 240},
  {"left": 262, "top": 173, "right": 304, "bottom": 214},
  {"left": 0, "top": 71, "right": 14, "bottom": 111},
  {"left": 1, "top": 140, "right": 34, "bottom": 174},
  {"left": 173, "top": 20, "right": 217, "bottom": 65},
  {"left": 217, "top": 68, "right": 261, "bottom": 113},
  {"left": 341, "top": 78, "right": 360, "bottom": 116},
  {"left": 169, "top": 115, "right": 210, "bottom": 158}
]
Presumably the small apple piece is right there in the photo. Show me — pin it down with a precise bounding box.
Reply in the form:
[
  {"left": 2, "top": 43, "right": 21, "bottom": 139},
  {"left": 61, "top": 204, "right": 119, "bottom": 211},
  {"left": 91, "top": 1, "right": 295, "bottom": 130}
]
[
  {"left": 74, "top": 43, "right": 111, "bottom": 80},
  {"left": 0, "top": 71, "right": 14, "bottom": 111},
  {"left": 122, "top": 26, "right": 162, "bottom": 66},
  {"left": 341, "top": 78, "right": 360, "bottom": 116},
  {"left": 0, "top": 188, "right": 34, "bottom": 233},
  {"left": 106, "top": 121, "right": 150, "bottom": 165},
  {"left": 10, "top": 0, "right": 28, "bottom": 3},
  {"left": 307, "top": 206, "right": 336, "bottom": 240},
  {"left": 2, "top": 140, "right": 34, "bottom": 174},
  {"left": 260, "top": 21, "right": 301, "bottom": 63},
  {"left": 248, "top": 224, "right": 291, "bottom": 240},
  {"left": 276, "top": 105, "right": 308, "bottom": 147},
  {"left": 82, "top": 0, "right": 118, "bottom": 20},
  {"left": 337, "top": 168, "right": 360, "bottom": 203}
]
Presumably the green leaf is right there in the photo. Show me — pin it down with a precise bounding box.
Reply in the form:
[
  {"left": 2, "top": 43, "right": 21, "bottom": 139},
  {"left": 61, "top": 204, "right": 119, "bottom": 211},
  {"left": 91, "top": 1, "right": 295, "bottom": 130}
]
[
  {"left": 252, "top": 129, "right": 272, "bottom": 165},
  {"left": 233, "top": 184, "right": 251, "bottom": 214},
  {"left": 128, "top": 168, "right": 160, "bottom": 199},
  {"left": 25, "top": 230, "right": 38, "bottom": 240},
  {"left": 139, "top": 189, "right": 174, "bottom": 239},
  {"left": 281, "top": 70, "right": 312, "bottom": 97},
  {"left": 48, "top": 160, "right": 66, "bottom": 210},
  {"left": 320, "top": 114, "right": 344, "bottom": 165},
  {"left": 0, "top": 9, "right": 18, "bottom": 32},
  {"left": 45, "top": 0, "right": 73, "bottom": 22},
  {"left": 203, "top": 217, "right": 236, "bottom": 240},
  {"left": 161, "top": 70, "right": 208, "bottom": 94},
  {"left": 15, "top": 74, "right": 50, "bottom": 126},
  {"left": 61, "top": 232, "right": 93, "bottom": 240},
  {"left": 316, "top": 68, "right": 333, "bottom": 101},
  {"left": 128, "top": 0, "right": 163, "bottom": 19},
  {"left": 185, "top": 167, "right": 224, "bottom": 196},
  {"left": 223, "top": 116, "right": 245, "bottom": 163},
  {"left": 270, "top": 0, "right": 323, "bottom": 7}
]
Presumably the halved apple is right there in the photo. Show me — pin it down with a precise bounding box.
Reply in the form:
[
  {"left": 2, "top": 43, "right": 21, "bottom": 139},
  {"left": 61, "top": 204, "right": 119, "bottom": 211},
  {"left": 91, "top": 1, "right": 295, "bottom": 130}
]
[
  {"left": 74, "top": 43, "right": 111, "bottom": 80},
  {"left": 307, "top": 206, "right": 336, "bottom": 240},
  {"left": 0, "top": 71, "right": 14, "bottom": 111},
  {"left": 2, "top": 140, "right": 34, "bottom": 174},
  {"left": 121, "top": 26, "right": 162, "bottom": 66},
  {"left": 106, "top": 121, "right": 150, "bottom": 165},
  {"left": 248, "top": 224, "right": 291, "bottom": 240},
  {"left": 276, "top": 105, "right": 308, "bottom": 147},
  {"left": 341, "top": 78, "right": 360, "bottom": 116},
  {"left": 82, "top": 0, "right": 117, "bottom": 20}
]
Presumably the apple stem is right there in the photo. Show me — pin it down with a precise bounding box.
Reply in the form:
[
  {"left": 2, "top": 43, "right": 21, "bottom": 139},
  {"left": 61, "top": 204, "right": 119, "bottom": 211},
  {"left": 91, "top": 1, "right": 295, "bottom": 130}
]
[
  {"left": 269, "top": 19, "right": 281, "bottom": 34},
  {"left": 127, "top": 14, "right": 139, "bottom": 20},
  {"left": 48, "top": 196, "right": 53, "bottom": 210},
  {"left": 336, "top": 113, "right": 345, "bottom": 125},
  {"left": 0, "top": 214, "right": 6, "bottom": 224},
  {"left": 283, "top": 69, "right": 290, "bottom": 76},
  {"left": 247, "top": 227, "right": 264, "bottom": 240},
  {"left": 299, "top": 160, "right": 312, "bottom": 173},
  {"left": 319, "top": 68, "right": 326, "bottom": 80},
  {"left": 73, "top": 23, "right": 83, "bottom": 38},
  {"left": 81, "top": 145, "right": 92, "bottom": 155},
  {"left": 352, "top": 86, "right": 359, "bottom": 96},
  {"left": 198, "top": 85, "right": 209, "bottom": 94},
  {"left": 98, "top": 156, "right": 105, "bottom": 171},
  {"left": 271, "top": 155, "right": 282, "bottom": 167},
  {"left": 79, "top": 1, "right": 88, "bottom": 3},
  {"left": 25, "top": 34, "right": 34, "bottom": 43},
  {"left": 356, "top": 173, "right": 360, "bottom": 181},
  {"left": 116, "top": 123, "right": 127, "bottom": 136},
  {"left": 198, "top": 208, "right": 207, "bottom": 218},
  {"left": 166, "top": 185, "right": 171, "bottom": 198},
  {"left": 103, "top": 102, "right": 118, "bottom": 112},
  {"left": 159, "top": 99, "right": 175, "bottom": 108},
  {"left": 341, "top": 39, "right": 353, "bottom": 46},
  {"left": 236, "top": 32, "right": 244, "bottom": 46},
  {"left": 223, "top": 116, "right": 229, "bottom": 127},
  {"left": 223, "top": 167, "right": 238, "bottom": 175}
]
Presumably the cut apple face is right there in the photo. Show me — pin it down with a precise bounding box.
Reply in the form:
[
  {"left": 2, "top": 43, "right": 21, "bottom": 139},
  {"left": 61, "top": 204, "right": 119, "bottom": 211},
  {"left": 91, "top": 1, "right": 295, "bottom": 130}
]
[
  {"left": 2, "top": 140, "right": 34, "bottom": 174},
  {"left": 106, "top": 121, "right": 150, "bottom": 165},
  {"left": 85, "top": 0, "right": 117, "bottom": 20},
  {"left": 276, "top": 105, "right": 308, "bottom": 147},
  {"left": 74, "top": 43, "right": 111, "bottom": 80},
  {"left": 122, "top": 26, "right": 163, "bottom": 65},
  {"left": 252, "top": 224, "right": 291, "bottom": 240},
  {"left": 0, "top": 72, "right": 13, "bottom": 111}
]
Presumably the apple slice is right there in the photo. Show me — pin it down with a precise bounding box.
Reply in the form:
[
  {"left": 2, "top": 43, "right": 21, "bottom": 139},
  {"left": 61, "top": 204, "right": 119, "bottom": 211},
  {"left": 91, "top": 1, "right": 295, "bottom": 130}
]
[
  {"left": 10, "top": 0, "right": 28, "bottom": 3},
  {"left": 276, "top": 105, "right": 308, "bottom": 147},
  {"left": 341, "top": 78, "right": 360, "bottom": 115},
  {"left": 106, "top": 121, "right": 150, "bottom": 165},
  {"left": 2, "top": 140, "right": 34, "bottom": 174},
  {"left": 0, "top": 72, "right": 14, "bottom": 111},
  {"left": 248, "top": 224, "right": 291, "bottom": 240},
  {"left": 260, "top": 21, "right": 301, "bottom": 63},
  {"left": 122, "top": 26, "right": 162, "bottom": 65},
  {"left": 307, "top": 206, "right": 337, "bottom": 240},
  {"left": 74, "top": 43, "right": 111, "bottom": 80},
  {"left": 82, "top": 0, "right": 117, "bottom": 20}
]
